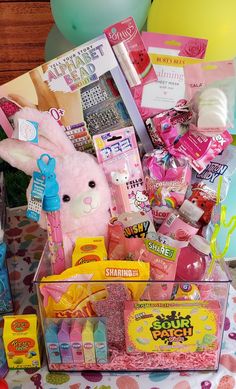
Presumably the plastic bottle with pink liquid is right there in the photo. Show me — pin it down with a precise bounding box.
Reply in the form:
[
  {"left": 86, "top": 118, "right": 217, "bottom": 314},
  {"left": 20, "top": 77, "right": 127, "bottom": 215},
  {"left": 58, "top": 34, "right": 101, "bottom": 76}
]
[{"left": 176, "top": 235, "right": 210, "bottom": 282}]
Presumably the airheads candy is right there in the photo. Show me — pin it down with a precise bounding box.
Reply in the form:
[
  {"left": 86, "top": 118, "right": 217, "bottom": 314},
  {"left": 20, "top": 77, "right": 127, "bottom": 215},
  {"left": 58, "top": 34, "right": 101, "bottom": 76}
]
[{"left": 40, "top": 261, "right": 150, "bottom": 318}]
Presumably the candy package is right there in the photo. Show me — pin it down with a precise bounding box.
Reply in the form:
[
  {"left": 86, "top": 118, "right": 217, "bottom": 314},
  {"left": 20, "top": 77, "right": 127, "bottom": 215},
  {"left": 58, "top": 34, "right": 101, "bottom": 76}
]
[
  {"left": 143, "top": 148, "right": 192, "bottom": 224},
  {"left": 108, "top": 221, "right": 180, "bottom": 300},
  {"left": 93, "top": 127, "right": 152, "bottom": 218},
  {"left": 188, "top": 145, "right": 236, "bottom": 224},
  {"left": 117, "top": 211, "right": 156, "bottom": 239},
  {"left": 171, "top": 129, "right": 232, "bottom": 174},
  {"left": 108, "top": 221, "right": 145, "bottom": 261},
  {"left": 146, "top": 99, "right": 192, "bottom": 148},
  {"left": 72, "top": 236, "right": 107, "bottom": 266},
  {"left": 124, "top": 300, "right": 220, "bottom": 354},
  {"left": 108, "top": 215, "right": 156, "bottom": 261},
  {"left": 40, "top": 260, "right": 150, "bottom": 318},
  {"left": 138, "top": 239, "right": 180, "bottom": 300}
]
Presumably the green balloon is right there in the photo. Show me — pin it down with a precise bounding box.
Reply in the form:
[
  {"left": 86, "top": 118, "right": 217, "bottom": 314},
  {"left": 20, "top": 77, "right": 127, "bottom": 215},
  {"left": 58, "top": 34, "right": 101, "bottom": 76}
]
[
  {"left": 44, "top": 24, "right": 76, "bottom": 62},
  {"left": 51, "top": 0, "right": 151, "bottom": 45}
]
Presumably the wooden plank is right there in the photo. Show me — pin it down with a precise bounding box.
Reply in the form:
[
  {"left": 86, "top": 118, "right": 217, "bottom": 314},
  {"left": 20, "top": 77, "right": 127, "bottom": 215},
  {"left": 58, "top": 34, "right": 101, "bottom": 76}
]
[
  {"left": 0, "top": 0, "right": 50, "bottom": 3},
  {"left": 0, "top": 2, "right": 53, "bottom": 83},
  {"left": 0, "top": 70, "right": 28, "bottom": 85}
]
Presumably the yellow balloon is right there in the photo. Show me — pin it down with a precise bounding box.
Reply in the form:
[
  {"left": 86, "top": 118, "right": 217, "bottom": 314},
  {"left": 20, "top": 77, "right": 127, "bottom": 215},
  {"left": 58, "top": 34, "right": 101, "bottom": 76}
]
[{"left": 147, "top": 0, "right": 236, "bottom": 61}]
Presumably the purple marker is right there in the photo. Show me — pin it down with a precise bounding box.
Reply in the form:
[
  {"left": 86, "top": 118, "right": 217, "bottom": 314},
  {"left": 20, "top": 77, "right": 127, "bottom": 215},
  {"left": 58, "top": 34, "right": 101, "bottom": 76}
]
[{"left": 58, "top": 321, "right": 73, "bottom": 364}]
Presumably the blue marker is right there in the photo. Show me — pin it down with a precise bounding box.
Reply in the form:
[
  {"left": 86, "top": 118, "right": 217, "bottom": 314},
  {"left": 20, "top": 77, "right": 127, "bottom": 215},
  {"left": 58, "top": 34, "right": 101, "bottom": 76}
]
[{"left": 45, "top": 323, "right": 61, "bottom": 364}]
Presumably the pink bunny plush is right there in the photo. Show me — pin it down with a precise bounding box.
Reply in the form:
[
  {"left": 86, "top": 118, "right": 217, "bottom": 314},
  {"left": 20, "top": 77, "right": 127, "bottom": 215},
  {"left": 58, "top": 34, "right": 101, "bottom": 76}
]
[{"left": 0, "top": 108, "right": 111, "bottom": 265}]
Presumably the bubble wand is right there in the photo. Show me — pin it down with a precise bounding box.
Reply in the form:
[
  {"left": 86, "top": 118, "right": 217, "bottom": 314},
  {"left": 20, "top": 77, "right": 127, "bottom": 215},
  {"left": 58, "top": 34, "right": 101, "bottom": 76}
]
[{"left": 37, "top": 154, "right": 66, "bottom": 275}]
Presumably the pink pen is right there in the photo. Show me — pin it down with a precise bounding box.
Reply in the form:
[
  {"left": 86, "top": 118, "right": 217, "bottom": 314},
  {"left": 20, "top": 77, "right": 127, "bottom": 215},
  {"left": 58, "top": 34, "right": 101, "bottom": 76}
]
[
  {"left": 70, "top": 320, "right": 84, "bottom": 364},
  {"left": 37, "top": 154, "right": 66, "bottom": 274}
]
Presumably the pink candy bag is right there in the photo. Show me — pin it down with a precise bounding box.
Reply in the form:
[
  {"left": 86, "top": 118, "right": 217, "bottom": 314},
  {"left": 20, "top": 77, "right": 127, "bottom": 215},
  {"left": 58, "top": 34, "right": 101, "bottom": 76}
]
[{"left": 143, "top": 149, "right": 192, "bottom": 224}]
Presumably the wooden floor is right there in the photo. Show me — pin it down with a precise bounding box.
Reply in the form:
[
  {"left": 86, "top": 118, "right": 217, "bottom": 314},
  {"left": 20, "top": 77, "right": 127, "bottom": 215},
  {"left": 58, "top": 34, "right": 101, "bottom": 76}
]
[{"left": 0, "top": 0, "right": 53, "bottom": 85}]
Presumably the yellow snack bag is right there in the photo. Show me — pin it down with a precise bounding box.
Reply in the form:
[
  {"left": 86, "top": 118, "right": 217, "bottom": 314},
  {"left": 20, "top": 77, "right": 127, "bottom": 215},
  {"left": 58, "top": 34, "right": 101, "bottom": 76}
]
[
  {"left": 3, "top": 314, "right": 41, "bottom": 369},
  {"left": 72, "top": 236, "right": 107, "bottom": 266},
  {"left": 40, "top": 261, "right": 150, "bottom": 318}
]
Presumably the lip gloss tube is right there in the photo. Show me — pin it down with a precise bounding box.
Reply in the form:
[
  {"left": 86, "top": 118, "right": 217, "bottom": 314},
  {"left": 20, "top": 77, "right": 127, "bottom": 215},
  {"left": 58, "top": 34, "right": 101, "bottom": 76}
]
[{"left": 113, "top": 42, "right": 141, "bottom": 88}]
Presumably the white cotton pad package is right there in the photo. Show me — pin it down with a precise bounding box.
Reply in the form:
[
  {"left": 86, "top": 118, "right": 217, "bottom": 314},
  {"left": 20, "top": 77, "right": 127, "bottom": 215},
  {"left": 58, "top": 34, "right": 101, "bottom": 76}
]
[{"left": 197, "top": 88, "right": 227, "bottom": 129}]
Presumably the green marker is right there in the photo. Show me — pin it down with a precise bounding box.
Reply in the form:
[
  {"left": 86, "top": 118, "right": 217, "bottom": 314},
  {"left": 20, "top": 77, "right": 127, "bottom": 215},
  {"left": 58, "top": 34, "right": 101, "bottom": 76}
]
[{"left": 94, "top": 321, "right": 108, "bottom": 364}]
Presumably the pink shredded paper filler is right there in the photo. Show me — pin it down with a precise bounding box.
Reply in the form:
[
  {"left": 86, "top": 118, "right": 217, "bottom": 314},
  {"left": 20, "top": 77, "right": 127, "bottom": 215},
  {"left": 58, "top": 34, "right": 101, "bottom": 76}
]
[{"left": 49, "top": 349, "right": 218, "bottom": 371}]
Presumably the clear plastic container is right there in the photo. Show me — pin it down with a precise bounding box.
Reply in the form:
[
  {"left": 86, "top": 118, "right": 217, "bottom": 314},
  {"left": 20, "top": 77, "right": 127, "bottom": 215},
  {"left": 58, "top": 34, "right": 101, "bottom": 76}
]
[
  {"left": 176, "top": 235, "right": 210, "bottom": 281},
  {"left": 34, "top": 244, "right": 231, "bottom": 372}
]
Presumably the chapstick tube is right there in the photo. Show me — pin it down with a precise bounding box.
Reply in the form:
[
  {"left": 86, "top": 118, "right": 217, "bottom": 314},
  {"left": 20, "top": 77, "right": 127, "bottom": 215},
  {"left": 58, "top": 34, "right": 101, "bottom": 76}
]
[{"left": 113, "top": 42, "right": 141, "bottom": 87}]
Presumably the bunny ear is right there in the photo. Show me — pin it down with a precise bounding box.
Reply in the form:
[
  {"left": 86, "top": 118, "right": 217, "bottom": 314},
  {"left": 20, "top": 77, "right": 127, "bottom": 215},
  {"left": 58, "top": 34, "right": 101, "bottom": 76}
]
[
  {"left": 0, "top": 138, "right": 45, "bottom": 176},
  {"left": 14, "top": 107, "right": 75, "bottom": 156}
]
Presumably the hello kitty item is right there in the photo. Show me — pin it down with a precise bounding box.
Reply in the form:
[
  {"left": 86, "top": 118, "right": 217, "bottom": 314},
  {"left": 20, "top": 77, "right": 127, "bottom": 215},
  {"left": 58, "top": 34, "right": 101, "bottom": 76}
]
[
  {"left": 0, "top": 108, "right": 111, "bottom": 265},
  {"left": 111, "top": 169, "right": 129, "bottom": 185},
  {"left": 134, "top": 191, "right": 151, "bottom": 213},
  {"left": 94, "top": 127, "right": 152, "bottom": 218}
]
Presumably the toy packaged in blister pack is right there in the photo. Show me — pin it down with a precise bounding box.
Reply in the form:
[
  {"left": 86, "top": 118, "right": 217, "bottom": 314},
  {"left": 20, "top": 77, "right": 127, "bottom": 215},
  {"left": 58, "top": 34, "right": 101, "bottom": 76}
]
[{"left": 93, "top": 127, "right": 152, "bottom": 218}]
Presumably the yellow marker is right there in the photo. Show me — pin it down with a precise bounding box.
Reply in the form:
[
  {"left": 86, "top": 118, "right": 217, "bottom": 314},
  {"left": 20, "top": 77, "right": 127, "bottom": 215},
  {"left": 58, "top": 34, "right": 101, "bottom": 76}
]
[
  {"left": 95, "top": 137, "right": 105, "bottom": 150},
  {"left": 82, "top": 320, "right": 96, "bottom": 364}
]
